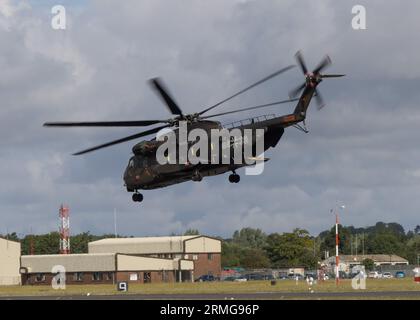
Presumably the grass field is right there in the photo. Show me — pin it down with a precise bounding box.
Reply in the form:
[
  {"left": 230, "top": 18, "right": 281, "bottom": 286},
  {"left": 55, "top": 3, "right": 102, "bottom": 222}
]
[{"left": 1, "top": 278, "right": 420, "bottom": 298}]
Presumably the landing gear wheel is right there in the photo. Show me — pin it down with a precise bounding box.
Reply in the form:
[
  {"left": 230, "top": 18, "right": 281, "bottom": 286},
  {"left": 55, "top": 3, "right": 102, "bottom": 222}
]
[
  {"left": 229, "top": 174, "right": 240, "bottom": 183},
  {"left": 132, "top": 193, "right": 144, "bottom": 202},
  {"left": 192, "top": 170, "right": 203, "bottom": 182}
]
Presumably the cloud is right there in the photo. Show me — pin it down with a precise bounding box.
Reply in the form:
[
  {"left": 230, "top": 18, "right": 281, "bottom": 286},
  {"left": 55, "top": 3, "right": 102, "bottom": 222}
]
[{"left": 1, "top": 1, "right": 419, "bottom": 238}]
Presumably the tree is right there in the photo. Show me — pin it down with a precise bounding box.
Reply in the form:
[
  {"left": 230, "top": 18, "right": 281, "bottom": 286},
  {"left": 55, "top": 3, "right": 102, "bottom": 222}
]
[
  {"left": 221, "top": 241, "right": 270, "bottom": 268},
  {"left": 240, "top": 248, "right": 271, "bottom": 268},
  {"left": 221, "top": 242, "right": 242, "bottom": 267},
  {"left": 184, "top": 229, "right": 200, "bottom": 236},
  {"left": 0, "top": 232, "right": 19, "bottom": 242},
  {"left": 362, "top": 258, "right": 375, "bottom": 271},
  {"left": 232, "top": 228, "right": 267, "bottom": 249},
  {"left": 265, "top": 229, "right": 317, "bottom": 268},
  {"left": 71, "top": 232, "right": 97, "bottom": 253},
  {"left": 367, "top": 233, "right": 405, "bottom": 255},
  {"left": 319, "top": 225, "right": 352, "bottom": 256},
  {"left": 415, "top": 225, "right": 420, "bottom": 235}
]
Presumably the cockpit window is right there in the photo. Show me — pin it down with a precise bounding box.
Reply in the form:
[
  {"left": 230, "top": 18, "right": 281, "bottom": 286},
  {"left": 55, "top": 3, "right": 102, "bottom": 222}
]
[{"left": 128, "top": 159, "right": 135, "bottom": 168}]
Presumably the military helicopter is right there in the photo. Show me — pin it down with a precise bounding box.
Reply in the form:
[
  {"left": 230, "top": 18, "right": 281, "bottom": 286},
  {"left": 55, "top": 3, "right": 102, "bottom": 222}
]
[{"left": 44, "top": 52, "right": 344, "bottom": 202}]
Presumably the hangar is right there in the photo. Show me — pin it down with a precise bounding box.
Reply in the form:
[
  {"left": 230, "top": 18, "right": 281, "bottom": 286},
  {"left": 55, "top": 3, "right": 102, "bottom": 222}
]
[
  {"left": 18, "top": 235, "right": 221, "bottom": 285},
  {"left": 88, "top": 235, "right": 222, "bottom": 280},
  {"left": 0, "top": 238, "right": 21, "bottom": 285},
  {"left": 20, "top": 253, "right": 194, "bottom": 285}
]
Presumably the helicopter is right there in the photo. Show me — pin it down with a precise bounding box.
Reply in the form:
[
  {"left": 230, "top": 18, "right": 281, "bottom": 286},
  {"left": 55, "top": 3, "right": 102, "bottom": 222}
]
[{"left": 44, "top": 51, "right": 344, "bottom": 203}]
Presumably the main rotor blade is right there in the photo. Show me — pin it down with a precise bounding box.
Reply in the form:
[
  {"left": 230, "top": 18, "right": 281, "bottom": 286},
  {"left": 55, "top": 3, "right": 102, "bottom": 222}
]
[
  {"left": 288, "top": 82, "right": 305, "bottom": 98},
  {"left": 313, "top": 55, "right": 332, "bottom": 75},
  {"left": 44, "top": 120, "right": 169, "bottom": 127},
  {"left": 314, "top": 89, "right": 325, "bottom": 110},
  {"left": 198, "top": 64, "right": 296, "bottom": 116},
  {"left": 295, "top": 51, "right": 308, "bottom": 75},
  {"left": 321, "top": 74, "right": 345, "bottom": 78},
  {"left": 201, "top": 98, "right": 299, "bottom": 119},
  {"left": 150, "top": 78, "right": 183, "bottom": 116},
  {"left": 73, "top": 124, "right": 170, "bottom": 155}
]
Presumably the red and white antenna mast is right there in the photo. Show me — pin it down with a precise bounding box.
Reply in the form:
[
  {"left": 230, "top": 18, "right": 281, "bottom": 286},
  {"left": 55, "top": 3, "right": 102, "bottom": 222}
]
[{"left": 59, "top": 204, "right": 70, "bottom": 254}]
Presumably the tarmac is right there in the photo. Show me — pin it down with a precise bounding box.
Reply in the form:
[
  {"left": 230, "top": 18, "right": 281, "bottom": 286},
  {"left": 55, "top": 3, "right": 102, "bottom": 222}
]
[{"left": 1, "top": 290, "right": 420, "bottom": 300}]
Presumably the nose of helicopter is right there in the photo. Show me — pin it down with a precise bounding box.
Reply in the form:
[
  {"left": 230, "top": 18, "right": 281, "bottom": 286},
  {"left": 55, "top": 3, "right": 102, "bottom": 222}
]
[{"left": 123, "top": 164, "right": 155, "bottom": 189}]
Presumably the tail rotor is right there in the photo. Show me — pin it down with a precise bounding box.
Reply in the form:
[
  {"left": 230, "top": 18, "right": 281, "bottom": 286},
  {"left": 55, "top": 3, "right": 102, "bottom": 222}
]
[{"left": 289, "top": 51, "right": 345, "bottom": 110}]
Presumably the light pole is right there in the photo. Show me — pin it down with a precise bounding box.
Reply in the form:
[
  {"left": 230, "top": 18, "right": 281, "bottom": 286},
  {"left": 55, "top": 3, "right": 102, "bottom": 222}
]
[{"left": 332, "top": 205, "right": 345, "bottom": 286}]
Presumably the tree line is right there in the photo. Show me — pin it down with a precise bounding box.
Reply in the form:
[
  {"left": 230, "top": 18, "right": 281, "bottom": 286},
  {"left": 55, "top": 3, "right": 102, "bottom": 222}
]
[{"left": 1, "top": 222, "right": 419, "bottom": 269}]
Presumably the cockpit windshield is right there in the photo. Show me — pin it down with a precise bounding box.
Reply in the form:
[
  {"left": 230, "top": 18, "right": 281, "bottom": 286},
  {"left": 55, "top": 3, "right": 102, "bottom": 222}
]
[
  {"left": 128, "top": 158, "right": 135, "bottom": 168},
  {"left": 128, "top": 155, "right": 150, "bottom": 169}
]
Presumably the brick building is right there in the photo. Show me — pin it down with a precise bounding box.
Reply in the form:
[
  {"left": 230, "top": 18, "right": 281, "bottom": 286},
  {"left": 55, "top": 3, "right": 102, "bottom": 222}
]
[
  {"left": 20, "top": 253, "right": 194, "bottom": 285},
  {"left": 20, "top": 235, "right": 221, "bottom": 285},
  {"left": 88, "top": 235, "right": 222, "bottom": 280}
]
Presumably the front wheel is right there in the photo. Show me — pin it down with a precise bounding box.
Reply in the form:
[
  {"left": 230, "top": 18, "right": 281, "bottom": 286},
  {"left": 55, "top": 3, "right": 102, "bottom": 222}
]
[
  {"left": 229, "top": 174, "right": 240, "bottom": 183},
  {"left": 132, "top": 193, "right": 144, "bottom": 202}
]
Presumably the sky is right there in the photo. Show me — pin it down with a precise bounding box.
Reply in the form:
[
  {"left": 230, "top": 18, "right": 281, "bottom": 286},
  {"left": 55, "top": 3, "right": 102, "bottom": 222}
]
[{"left": 0, "top": 0, "right": 419, "bottom": 238}]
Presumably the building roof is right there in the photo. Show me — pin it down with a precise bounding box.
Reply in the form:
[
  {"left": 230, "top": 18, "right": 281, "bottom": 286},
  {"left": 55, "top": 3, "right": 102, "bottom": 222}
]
[
  {"left": 21, "top": 253, "right": 194, "bottom": 273},
  {"left": 323, "top": 254, "right": 409, "bottom": 264},
  {"left": 89, "top": 235, "right": 197, "bottom": 246},
  {"left": 0, "top": 237, "right": 20, "bottom": 247},
  {"left": 21, "top": 253, "right": 116, "bottom": 273},
  {"left": 88, "top": 235, "right": 221, "bottom": 254}
]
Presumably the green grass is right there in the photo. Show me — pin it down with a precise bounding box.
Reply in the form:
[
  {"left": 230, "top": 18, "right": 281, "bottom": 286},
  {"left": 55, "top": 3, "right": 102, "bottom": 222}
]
[{"left": 1, "top": 278, "right": 420, "bottom": 298}]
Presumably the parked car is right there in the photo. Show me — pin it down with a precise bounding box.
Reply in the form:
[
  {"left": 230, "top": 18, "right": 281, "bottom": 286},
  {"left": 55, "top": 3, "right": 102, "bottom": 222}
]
[
  {"left": 233, "top": 276, "right": 247, "bottom": 282},
  {"left": 222, "top": 276, "right": 238, "bottom": 281},
  {"left": 242, "top": 273, "right": 274, "bottom": 281},
  {"left": 264, "top": 274, "right": 275, "bottom": 280},
  {"left": 287, "top": 273, "right": 304, "bottom": 280},
  {"left": 277, "top": 273, "right": 288, "bottom": 280},
  {"left": 395, "top": 271, "right": 405, "bottom": 278},
  {"left": 244, "top": 273, "right": 265, "bottom": 281},
  {"left": 382, "top": 272, "right": 393, "bottom": 279},
  {"left": 305, "top": 273, "right": 317, "bottom": 280},
  {"left": 195, "top": 275, "right": 216, "bottom": 282},
  {"left": 368, "top": 271, "right": 382, "bottom": 279}
]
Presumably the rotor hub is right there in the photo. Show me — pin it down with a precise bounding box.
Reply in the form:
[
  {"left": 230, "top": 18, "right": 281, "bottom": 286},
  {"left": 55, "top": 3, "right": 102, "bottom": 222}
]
[{"left": 305, "top": 73, "right": 321, "bottom": 87}]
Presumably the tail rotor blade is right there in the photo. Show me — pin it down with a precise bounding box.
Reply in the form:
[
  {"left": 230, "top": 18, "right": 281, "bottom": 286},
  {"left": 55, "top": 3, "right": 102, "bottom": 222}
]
[
  {"left": 295, "top": 51, "right": 308, "bottom": 75},
  {"left": 289, "top": 82, "right": 305, "bottom": 98},
  {"left": 315, "top": 89, "right": 325, "bottom": 110},
  {"left": 313, "top": 55, "right": 332, "bottom": 75}
]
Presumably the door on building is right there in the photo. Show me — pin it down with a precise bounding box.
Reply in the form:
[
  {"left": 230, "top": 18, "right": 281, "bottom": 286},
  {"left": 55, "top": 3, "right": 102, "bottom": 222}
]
[{"left": 181, "top": 271, "right": 192, "bottom": 282}]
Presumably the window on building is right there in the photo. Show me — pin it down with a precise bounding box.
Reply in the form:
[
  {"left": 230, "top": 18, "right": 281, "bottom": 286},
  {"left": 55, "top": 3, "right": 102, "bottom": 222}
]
[
  {"left": 73, "top": 272, "right": 84, "bottom": 282},
  {"left": 104, "top": 272, "right": 113, "bottom": 281},
  {"left": 35, "top": 273, "right": 46, "bottom": 282},
  {"left": 92, "top": 272, "right": 102, "bottom": 281},
  {"left": 129, "top": 273, "right": 138, "bottom": 281},
  {"left": 162, "top": 270, "right": 169, "bottom": 282},
  {"left": 193, "top": 254, "right": 198, "bottom": 260},
  {"left": 208, "top": 253, "right": 213, "bottom": 260},
  {"left": 144, "top": 272, "right": 151, "bottom": 283}
]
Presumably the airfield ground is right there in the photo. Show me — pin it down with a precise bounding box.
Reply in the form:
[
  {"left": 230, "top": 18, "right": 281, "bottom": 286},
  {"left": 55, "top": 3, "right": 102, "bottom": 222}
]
[{"left": 1, "top": 279, "right": 420, "bottom": 299}]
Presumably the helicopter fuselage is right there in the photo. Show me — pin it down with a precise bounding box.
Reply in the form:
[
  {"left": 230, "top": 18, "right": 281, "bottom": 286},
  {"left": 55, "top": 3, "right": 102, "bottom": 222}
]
[{"left": 123, "top": 112, "right": 304, "bottom": 191}]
